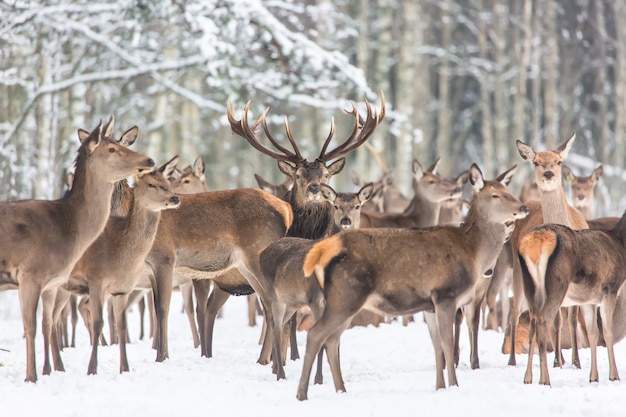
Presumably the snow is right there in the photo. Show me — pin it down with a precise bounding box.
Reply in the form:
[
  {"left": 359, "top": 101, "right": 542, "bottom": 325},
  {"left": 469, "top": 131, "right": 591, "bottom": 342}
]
[{"left": 1, "top": 291, "right": 626, "bottom": 417}]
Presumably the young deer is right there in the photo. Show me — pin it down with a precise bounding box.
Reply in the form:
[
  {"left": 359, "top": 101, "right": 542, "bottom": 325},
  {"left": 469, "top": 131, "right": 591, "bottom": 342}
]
[
  {"left": 259, "top": 182, "right": 374, "bottom": 381},
  {"left": 507, "top": 133, "right": 588, "bottom": 369},
  {"left": 297, "top": 164, "right": 528, "bottom": 400},
  {"left": 562, "top": 164, "right": 604, "bottom": 220},
  {"left": 63, "top": 157, "right": 180, "bottom": 374},
  {"left": 359, "top": 158, "right": 463, "bottom": 229},
  {"left": 518, "top": 211, "right": 626, "bottom": 385},
  {"left": 0, "top": 118, "right": 154, "bottom": 382}
]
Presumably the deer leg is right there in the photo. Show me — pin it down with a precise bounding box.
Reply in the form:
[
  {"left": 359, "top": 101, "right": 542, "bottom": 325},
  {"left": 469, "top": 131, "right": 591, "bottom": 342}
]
[
  {"left": 568, "top": 306, "right": 581, "bottom": 369},
  {"left": 19, "top": 281, "right": 42, "bottom": 383},
  {"left": 453, "top": 309, "right": 462, "bottom": 367},
  {"left": 314, "top": 347, "right": 325, "bottom": 385},
  {"left": 137, "top": 295, "right": 146, "bottom": 340},
  {"left": 41, "top": 287, "right": 58, "bottom": 375},
  {"left": 50, "top": 288, "right": 70, "bottom": 372},
  {"left": 268, "top": 301, "right": 286, "bottom": 379},
  {"left": 600, "top": 294, "right": 620, "bottom": 381},
  {"left": 324, "top": 326, "right": 350, "bottom": 394},
  {"left": 523, "top": 316, "right": 537, "bottom": 384},
  {"left": 112, "top": 294, "right": 131, "bottom": 373},
  {"left": 553, "top": 308, "right": 564, "bottom": 368},
  {"left": 192, "top": 279, "right": 210, "bottom": 355},
  {"left": 180, "top": 280, "right": 200, "bottom": 348},
  {"left": 468, "top": 300, "right": 482, "bottom": 369},
  {"left": 203, "top": 284, "right": 230, "bottom": 358},
  {"left": 70, "top": 294, "right": 78, "bottom": 348},
  {"left": 107, "top": 299, "right": 118, "bottom": 345},
  {"left": 150, "top": 264, "right": 174, "bottom": 362},
  {"left": 508, "top": 259, "right": 524, "bottom": 366},
  {"left": 538, "top": 302, "right": 562, "bottom": 386},
  {"left": 424, "top": 311, "right": 446, "bottom": 389},
  {"left": 289, "top": 313, "right": 300, "bottom": 361},
  {"left": 87, "top": 291, "right": 105, "bottom": 375},
  {"left": 434, "top": 300, "right": 459, "bottom": 388},
  {"left": 580, "top": 304, "right": 599, "bottom": 383},
  {"left": 248, "top": 294, "right": 258, "bottom": 327}
]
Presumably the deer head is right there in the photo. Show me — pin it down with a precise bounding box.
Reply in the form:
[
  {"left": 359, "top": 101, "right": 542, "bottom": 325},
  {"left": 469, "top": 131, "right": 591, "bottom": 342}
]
[
  {"left": 320, "top": 182, "right": 374, "bottom": 230},
  {"left": 562, "top": 164, "right": 603, "bottom": 211},
  {"left": 227, "top": 94, "right": 386, "bottom": 207},
  {"left": 516, "top": 133, "right": 575, "bottom": 193},
  {"left": 168, "top": 156, "right": 208, "bottom": 194}
]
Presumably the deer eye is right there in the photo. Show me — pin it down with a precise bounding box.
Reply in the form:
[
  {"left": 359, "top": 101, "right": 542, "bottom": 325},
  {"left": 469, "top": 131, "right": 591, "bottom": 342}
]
[
  {"left": 148, "top": 183, "right": 156, "bottom": 188},
  {"left": 533, "top": 162, "right": 538, "bottom": 167},
  {"left": 355, "top": 205, "right": 361, "bottom": 210},
  {"left": 184, "top": 179, "right": 190, "bottom": 184},
  {"left": 492, "top": 194, "right": 500, "bottom": 199},
  {"left": 334, "top": 205, "right": 339, "bottom": 210},
  {"left": 557, "top": 161, "right": 562, "bottom": 165},
  {"left": 108, "top": 147, "right": 116, "bottom": 153}
]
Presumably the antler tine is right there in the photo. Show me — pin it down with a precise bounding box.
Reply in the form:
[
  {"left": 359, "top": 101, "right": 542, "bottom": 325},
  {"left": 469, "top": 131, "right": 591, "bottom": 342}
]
[
  {"left": 317, "top": 116, "right": 336, "bottom": 161},
  {"left": 279, "top": 116, "right": 304, "bottom": 160},
  {"left": 321, "top": 93, "right": 386, "bottom": 162},
  {"left": 364, "top": 142, "right": 388, "bottom": 173},
  {"left": 227, "top": 98, "right": 298, "bottom": 162}
]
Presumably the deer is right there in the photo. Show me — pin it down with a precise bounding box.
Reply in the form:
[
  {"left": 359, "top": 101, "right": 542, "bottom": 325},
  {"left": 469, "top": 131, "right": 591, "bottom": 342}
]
[
  {"left": 227, "top": 93, "right": 385, "bottom": 364},
  {"left": 258, "top": 182, "right": 374, "bottom": 382},
  {"left": 62, "top": 157, "right": 181, "bottom": 375},
  {"left": 296, "top": 163, "right": 529, "bottom": 400},
  {"left": 518, "top": 209, "right": 626, "bottom": 385},
  {"left": 506, "top": 133, "right": 589, "bottom": 371},
  {"left": 438, "top": 170, "right": 469, "bottom": 225},
  {"left": 562, "top": 164, "right": 603, "bottom": 220},
  {"left": 0, "top": 117, "right": 155, "bottom": 382},
  {"left": 450, "top": 165, "right": 517, "bottom": 370},
  {"left": 359, "top": 158, "right": 463, "bottom": 230}
]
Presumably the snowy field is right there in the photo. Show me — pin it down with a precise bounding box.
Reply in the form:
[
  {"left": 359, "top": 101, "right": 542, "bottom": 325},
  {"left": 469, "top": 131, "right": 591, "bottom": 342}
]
[{"left": 1, "top": 290, "right": 626, "bottom": 417}]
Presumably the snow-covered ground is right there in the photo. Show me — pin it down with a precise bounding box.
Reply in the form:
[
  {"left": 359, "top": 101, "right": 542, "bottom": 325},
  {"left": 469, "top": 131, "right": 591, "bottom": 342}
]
[{"left": 1, "top": 290, "right": 625, "bottom": 417}]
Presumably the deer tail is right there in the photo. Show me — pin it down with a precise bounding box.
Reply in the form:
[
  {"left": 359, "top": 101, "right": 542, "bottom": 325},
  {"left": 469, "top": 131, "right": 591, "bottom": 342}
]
[
  {"left": 303, "top": 235, "right": 344, "bottom": 289},
  {"left": 518, "top": 228, "right": 558, "bottom": 311}
]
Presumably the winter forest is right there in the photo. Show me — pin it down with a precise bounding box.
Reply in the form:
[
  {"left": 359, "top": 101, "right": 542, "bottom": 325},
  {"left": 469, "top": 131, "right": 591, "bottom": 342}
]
[{"left": 1, "top": 0, "right": 626, "bottom": 215}]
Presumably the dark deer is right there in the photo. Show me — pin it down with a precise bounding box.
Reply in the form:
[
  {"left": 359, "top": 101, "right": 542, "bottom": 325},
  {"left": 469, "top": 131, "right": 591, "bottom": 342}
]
[
  {"left": 63, "top": 157, "right": 180, "bottom": 374},
  {"left": 260, "top": 182, "right": 374, "bottom": 382},
  {"left": 227, "top": 93, "right": 386, "bottom": 240},
  {"left": 518, "top": 210, "right": 626, "bottom": 385},
  {"left": 507, "top": 133, "right": 588, "bottom": 370},
  {"left": 0, "top": 117, "right": 155, "bottom": 382},
  {"left": 297, "top": 164, "right": 528, "bottom": 400}
]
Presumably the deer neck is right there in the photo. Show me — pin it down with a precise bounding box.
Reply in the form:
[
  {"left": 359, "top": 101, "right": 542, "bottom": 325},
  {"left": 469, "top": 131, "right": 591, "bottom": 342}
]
[
  {"left": 287, "top": 193, "right": 332, "bottom": 239},
  {"left": 117, "top": 197, "right": 162, "bottom": 256},
  {"left": 576, "top": 204, "right": 593, "bottom": 220},
  {"left": 461, "top": 206, "right": 508, "bottom": 274},
  {"left": 63, "top": 169, "right": 115, "bottom": 258},
  {"left": 539, "top": 187, "right": 573, "bottom": 226},
  {"left": 403, "top": 187, "right": 441, "bottom": 227}
]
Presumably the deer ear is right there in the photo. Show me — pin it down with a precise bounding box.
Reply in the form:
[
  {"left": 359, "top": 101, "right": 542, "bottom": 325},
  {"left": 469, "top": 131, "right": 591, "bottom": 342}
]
[
  {"left": 320, "top": 184, "right": 337, "bottom": 203},
  {"left": 278, "top": 161, "right": 296, "bottom": 178},
  {"left": 193, "top": 156, "right": 206, "bottom": 179},
  {"left": 495, "top": 164, "right": 518, "bottom": 186},
  {"left": 77, "top": 129, "right": 90, "bottom": 144},
  {"left": 103, "top": 115, "right": 115, "bottom": 139},
  {"left": 119, "top": 126, "right": 139, "bottom": 147},
  {"left": 412, "top": 159, "right": 424, "bottom": 179},
  {"left": 359, "top": 182, "right": 375, "bottom": 203},
  {"left": 83, "top": 120, "right": 103, "bottom": 152},
  {"left": 468, "top": 163, "right": 485, "bottom": 191},
  {"left": 160, "top": 155, "right": 180, "bottom": 178},
  {"left": 592, "top": 165, "right": 603, "bottom": 182},
  {"left": 516, "top": 140, "right": 535, "bottom": 162},
  {"left": 561, "top": 164, "right": 574, "bottom": 182},
  {"left": 426, "top": 157, "right": 441, "bottom": 174},
  {"left": 351, "top": 170, "right": 363, "bottom": 186},
  {"left": 254, "top": 173, "right": 278, "bottom": 195},
  {"left": 556, "top": 132, "right": 576, "bottom": 158},
  {"left": 456, "top": 171, "right": 470, "bottom": 186},
  {"left": 327, "top": 158, "right": 346, "bottom": 176}
]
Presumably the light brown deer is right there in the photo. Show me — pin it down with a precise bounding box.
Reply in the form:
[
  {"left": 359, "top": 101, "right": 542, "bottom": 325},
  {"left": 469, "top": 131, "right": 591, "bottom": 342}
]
[
  {"left": 562, "top": 164, "right": 603, "bottom": 220},
  {"left": 63, "top": 157, "right": 180, "bottom": 374},
  {"left": 359, "top": 158, "right": 463, "bottom": 229},
  {"left": 259, "top": 182, "right": 375, "bottom": 382},
  {"left": 450, "top": 165, "right": 517, "bottom": 370},
  {"left": 507, "top": 133, "right": 589, "bottom": 370},
  {"left": 0, "top": 118, "right": 155, "bottom": 382},
  {"left": 297, "top": 164, "right": 528, "bottom": 400},
  {"left": 438, "top": 170, "right": 469, "bottom": 225},
  {"left": 518, "top": 210, "right": 626, "bottom": 385}
]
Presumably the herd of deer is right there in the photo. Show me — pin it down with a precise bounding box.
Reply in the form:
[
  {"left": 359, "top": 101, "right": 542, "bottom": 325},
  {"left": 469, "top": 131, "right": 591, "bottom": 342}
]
[{"left": 1, "top": 92, "right": 625, "bottom": 401}]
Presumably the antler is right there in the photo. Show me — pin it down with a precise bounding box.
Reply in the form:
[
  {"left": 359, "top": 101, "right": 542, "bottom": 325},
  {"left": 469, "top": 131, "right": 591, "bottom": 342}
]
[
  {"left": 318, "top": 91, "right": 386, "bottom": 162},
  {"left": 364, "top": 142, "right": 388, "bottom": 173},
  {"left": 227, "top": 97, "right": 302, "bottom": 163}
]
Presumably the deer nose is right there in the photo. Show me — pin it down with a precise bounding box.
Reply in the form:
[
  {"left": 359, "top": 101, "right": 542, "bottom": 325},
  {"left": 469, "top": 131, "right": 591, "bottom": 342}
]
[
  {"left": 340, "top": 218, "right": 352, "bottom": 226},
  {"left": 170, "top": 196, "right": 180, "bottom": 205},
  {"left": 308, "top": 184, "right": 320, "bottom": 194},
  {"left": 577, "top": 194, "right": 585, "bottom": 201},
  {"left": 453, "top": 187, "right": 462, "bottom": 194},
  {"left": 520, "top": 205, "right": 529, "bottom": 214},
  {"left": 543, "top": 171, "right": 554, "bottom": 180}
]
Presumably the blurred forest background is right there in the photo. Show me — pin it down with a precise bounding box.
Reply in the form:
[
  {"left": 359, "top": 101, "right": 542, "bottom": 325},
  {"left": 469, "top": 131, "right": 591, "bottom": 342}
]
[{"left": 2, "top": 0, "right": 626, "bottom": 215}]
